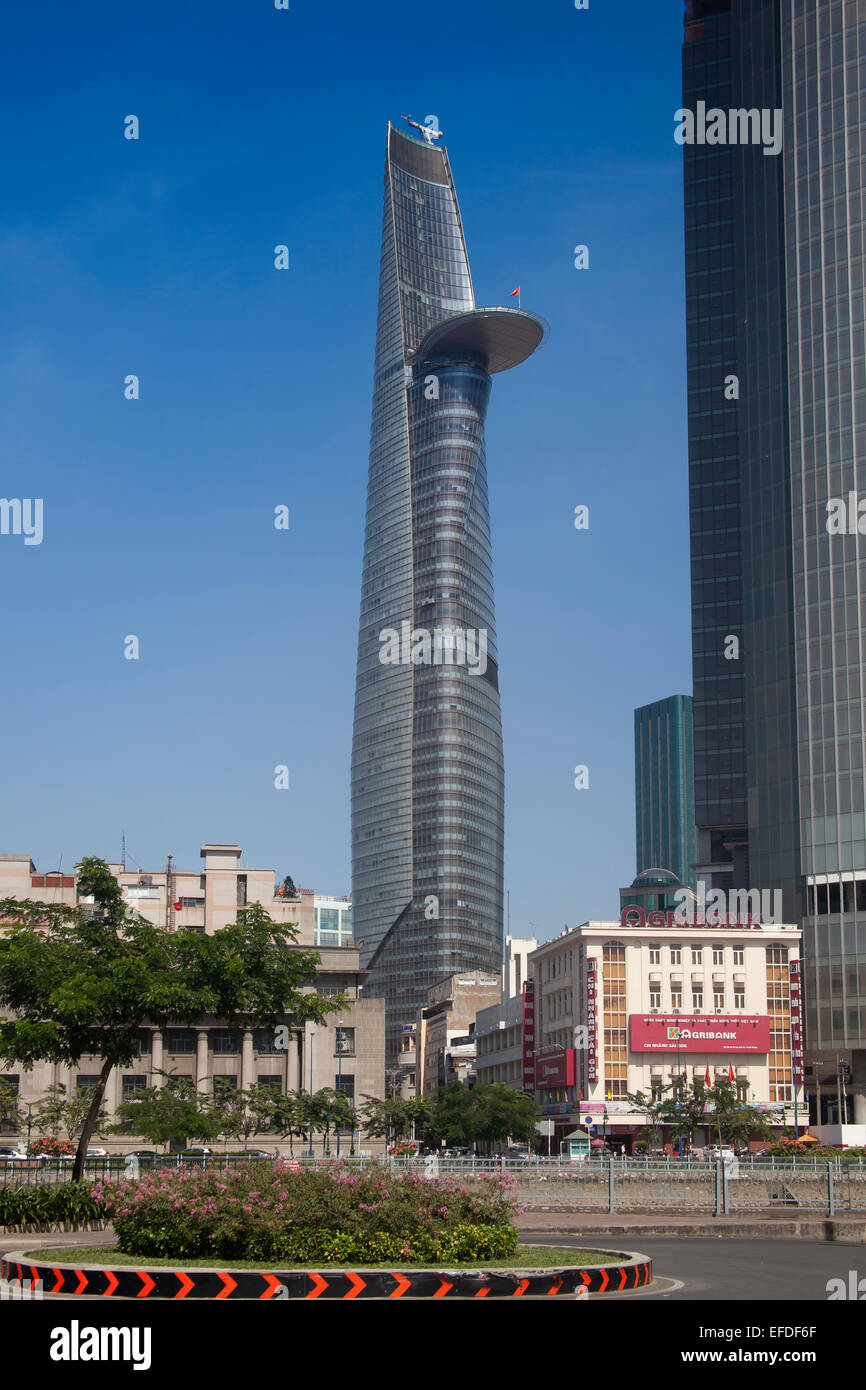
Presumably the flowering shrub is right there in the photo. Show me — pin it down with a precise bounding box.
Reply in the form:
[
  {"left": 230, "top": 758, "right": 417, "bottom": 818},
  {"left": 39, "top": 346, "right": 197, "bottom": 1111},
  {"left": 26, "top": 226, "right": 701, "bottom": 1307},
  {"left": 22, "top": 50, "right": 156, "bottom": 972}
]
[
  {"left": 92, "top": 1161, "right": 517, "bottom": 1262},
  {"left": 28, "top": 1136, "right": 74, "bottom": 1157},
  {"left": 388, "top": 1140, "right": 419, "bottom": 1157}
]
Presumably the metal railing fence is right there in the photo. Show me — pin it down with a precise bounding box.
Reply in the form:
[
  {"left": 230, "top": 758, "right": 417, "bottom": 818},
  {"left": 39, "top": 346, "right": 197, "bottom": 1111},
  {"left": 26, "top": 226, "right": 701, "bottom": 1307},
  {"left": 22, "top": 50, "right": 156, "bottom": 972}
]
[{"left": 1, "top": 1152, "right": 864, "bottom": 1214}]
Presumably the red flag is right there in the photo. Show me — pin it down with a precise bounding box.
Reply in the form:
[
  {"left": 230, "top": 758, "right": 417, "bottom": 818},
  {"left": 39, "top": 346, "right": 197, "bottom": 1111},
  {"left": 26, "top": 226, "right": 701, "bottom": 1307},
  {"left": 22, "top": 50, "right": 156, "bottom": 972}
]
[
  {"left": 173, "top": 900, "right": 183, "bottom": 911},
  {"left": 704, "top": 1065, "right": 711, "bottom": 1086},
  {"left": 578, "top": 1090, "right": 583, "bottom": 1101},
  {"left": 728, "top": 1064, "right": 735, "bottom": 1084},
  {"left": 510, "top": 286, "right": 520, "bottom": 297},
  {"left": 276, "top": 885, "right": 284, "bottom": 896}
]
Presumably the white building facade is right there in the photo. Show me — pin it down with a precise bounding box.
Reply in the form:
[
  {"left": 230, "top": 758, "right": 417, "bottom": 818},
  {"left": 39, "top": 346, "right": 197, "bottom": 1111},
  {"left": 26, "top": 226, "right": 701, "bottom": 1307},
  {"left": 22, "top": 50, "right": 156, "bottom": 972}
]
[{"left": 529, "top": 910, "right": 803, "bottom": 1152}]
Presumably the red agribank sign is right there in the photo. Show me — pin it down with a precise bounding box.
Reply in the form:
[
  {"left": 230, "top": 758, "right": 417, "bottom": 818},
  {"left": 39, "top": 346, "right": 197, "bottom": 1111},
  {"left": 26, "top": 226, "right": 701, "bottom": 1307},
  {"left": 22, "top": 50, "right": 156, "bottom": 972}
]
[{"left": 629, "top": 1014, "right": 770, "bottom": 1054}]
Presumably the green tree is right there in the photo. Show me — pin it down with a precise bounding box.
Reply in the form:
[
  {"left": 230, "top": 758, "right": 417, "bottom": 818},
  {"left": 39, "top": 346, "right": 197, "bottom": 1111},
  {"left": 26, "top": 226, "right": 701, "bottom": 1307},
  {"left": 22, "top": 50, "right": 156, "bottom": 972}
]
[
  {"left": 263, "top": 1090, "right": 309, "bottom": 1156},
  {"left": 624, "top": 1086, "right": 672, "bottom": 1153},
  {"left": 33, "top": 1082, "right": 107, "bottom": 1143},
  {"left": 0, "top": 861, "right": 341, "bottom": 1180},
  {"left": 472, "top": 1084, "right": 537, "bottom": 1149},
  {"left": 304, "top": 1087, "right": 357, "bottom": 1156},
  {"left": 429, "top": 1081, "right": 476, "bottom": 1148},
  {"left": 359, "top": 1094, "right": 413, "bottom": 1147},
  {"left": 0, "top": 1078, "right": 20, "bottom": 1136},
  {"left": 705, "top": 1077, "right": 774, "bottom": 1150},
  {"left": 109, "top": 1071, "right": 221, "bottom": 1150},
  {"left": 276, "top": 875, "right": 298, "bottom": 898}
]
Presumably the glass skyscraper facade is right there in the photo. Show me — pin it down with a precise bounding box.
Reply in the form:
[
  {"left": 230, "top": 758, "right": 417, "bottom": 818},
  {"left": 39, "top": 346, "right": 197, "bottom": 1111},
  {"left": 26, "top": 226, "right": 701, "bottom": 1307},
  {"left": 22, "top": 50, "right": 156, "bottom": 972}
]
[
  {"left": 682, "top": 0, "right": 866, "bottom": 1116},
  {"left": 351, "top": 123, "right": 544, "bottom": 1063},
  {"left": 634, "top": 695, "right": 697, "bottom": 891}
]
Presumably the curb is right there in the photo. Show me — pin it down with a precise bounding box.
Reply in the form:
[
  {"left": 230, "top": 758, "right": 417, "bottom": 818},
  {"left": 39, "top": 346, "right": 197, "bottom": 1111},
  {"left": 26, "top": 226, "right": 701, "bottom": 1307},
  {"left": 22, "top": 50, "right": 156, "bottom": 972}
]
[
  {"left": 519, "top": 1220, "right": 866, "bottom": 1242},
  {"left": 1, "top": 1249, "right": 652, "bottom": 1299}
]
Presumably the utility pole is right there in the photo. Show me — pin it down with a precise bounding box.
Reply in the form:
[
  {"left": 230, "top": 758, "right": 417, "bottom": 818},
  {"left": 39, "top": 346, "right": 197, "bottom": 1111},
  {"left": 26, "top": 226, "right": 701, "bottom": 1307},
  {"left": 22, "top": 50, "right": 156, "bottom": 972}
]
[{"left": 166, "top": 855, "right": 175, "bottom": 932}]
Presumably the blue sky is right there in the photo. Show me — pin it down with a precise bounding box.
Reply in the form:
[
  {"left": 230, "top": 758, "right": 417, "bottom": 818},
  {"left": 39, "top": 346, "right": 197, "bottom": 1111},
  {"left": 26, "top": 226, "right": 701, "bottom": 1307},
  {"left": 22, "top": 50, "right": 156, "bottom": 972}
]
[{"left": 0, "top": 0, "right": 692, "bottom": 942}]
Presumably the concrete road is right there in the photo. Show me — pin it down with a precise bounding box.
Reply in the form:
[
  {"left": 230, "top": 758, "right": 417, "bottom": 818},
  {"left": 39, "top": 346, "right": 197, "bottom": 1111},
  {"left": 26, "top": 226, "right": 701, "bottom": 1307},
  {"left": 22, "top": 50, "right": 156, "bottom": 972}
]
[{"left": 539, "top": 1235, "right": 864, "bottom": 1300}]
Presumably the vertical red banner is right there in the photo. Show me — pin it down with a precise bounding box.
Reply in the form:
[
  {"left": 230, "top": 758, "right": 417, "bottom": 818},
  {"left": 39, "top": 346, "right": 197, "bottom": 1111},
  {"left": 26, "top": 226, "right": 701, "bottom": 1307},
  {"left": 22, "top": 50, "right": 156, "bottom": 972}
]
[
  {"left": 586, "top": 958, "right": 598, "bottom": 1084},
  {"left": 522, "top": 980, "right": 536, "bottom": 1092},
  {"left": 789, "top": 957, "right": 803, "bottom": 1078}
]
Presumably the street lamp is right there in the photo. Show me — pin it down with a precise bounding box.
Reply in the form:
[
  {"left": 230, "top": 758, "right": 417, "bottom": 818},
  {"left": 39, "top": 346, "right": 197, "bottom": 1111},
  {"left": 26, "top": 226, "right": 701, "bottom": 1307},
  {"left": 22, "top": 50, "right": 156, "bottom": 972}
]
[
  {"left": 308, "top": 1030, "right": 315, "bottom": 1158},
  {"left": 336, "top": 1021, "right": 343, "bottom": 1159}
]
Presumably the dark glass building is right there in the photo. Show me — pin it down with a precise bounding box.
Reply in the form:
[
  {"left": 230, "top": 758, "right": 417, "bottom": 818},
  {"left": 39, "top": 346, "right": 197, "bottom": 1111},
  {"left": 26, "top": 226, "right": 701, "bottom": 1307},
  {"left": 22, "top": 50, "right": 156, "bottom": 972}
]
[
  {"left": 682, "top": 0, "right": 866, "bottom": 1119},
  {"left": 634, "top": 695, "right": 697, "bottom": 891},
  {"left": 351, "top": 122, "right": 545, "bottom": 1064}
]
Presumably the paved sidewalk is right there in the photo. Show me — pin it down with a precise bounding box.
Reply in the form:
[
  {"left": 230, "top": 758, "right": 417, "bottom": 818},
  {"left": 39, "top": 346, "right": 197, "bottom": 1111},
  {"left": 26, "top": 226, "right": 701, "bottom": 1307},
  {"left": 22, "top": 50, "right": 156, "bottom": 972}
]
[{"left": 516, "top": 1209, "right": 866, "bottom": 1241}]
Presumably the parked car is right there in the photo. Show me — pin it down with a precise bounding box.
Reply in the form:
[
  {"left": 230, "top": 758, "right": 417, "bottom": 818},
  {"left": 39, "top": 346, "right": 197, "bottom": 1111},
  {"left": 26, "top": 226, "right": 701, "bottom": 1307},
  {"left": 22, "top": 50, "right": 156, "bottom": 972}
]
[
  {"left": 241, "top": 1149, "right": 276, "bottom": 1160},
  {"left": 180, "top": 1147, "right": 212, "bottom": 1161},
  {"left": 0, "top": 1147, "right": 29, "bottom": 1166}
]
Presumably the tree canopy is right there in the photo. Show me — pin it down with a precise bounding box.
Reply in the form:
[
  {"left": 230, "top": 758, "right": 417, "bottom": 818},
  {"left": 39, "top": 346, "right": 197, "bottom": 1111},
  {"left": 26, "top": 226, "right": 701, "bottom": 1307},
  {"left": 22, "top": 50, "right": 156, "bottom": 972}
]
[{"left": 0, "top": 859, "right": 342, "bottom": 1178}]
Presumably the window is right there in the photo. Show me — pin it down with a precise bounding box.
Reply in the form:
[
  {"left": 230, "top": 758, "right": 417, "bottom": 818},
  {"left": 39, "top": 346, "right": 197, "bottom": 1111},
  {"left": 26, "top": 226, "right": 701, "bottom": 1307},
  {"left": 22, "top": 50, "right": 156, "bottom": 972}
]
[
  {"left": 732, "top": 947, "right": 744, "bottom": 966},
  {"left": 166, "top": 1029, "right": 195, "bottom": 1054},
  {"left": 602, "top": 944, "right": 627, "bottom": 1098},
  {"left": 255, "top": 1029, "right": 284, "bottom": 1055},
  {"left": 256, "top": 1075, "right": 281, "bottom": 1093},
  {"left": 691, "top": 946, "right": 702, "bottom": 965},
  {"left": 671, "top": 989, "right": 682, "bottom": 1010},
  {"left": 213, "top": 1075, "right": 238, "bottom": 1095},
  {"left": 648, "top": 946, "right": 661, "bottom": 965},
  {"left": 670, "top": 947, "right": 682, "bottom": 965},
  {"left": 236, "top": 874, "right": 248, "bottom": 907},
  {"left": 692, "top": 986, "right": 703, "bottom": 1011},
  {"left": 122, "top": 1075, "right": 147, "bottom": 1099},
  {"left": 649, "top": 987, "right": 661, "bottom": 1009},
  {"left": 736, "top": 1079, "right": 748, "bottom": 1103},
  {"left": 211, "top": 1029, "right": 239, "bottom": 1055},
  {"left": 335, "top": 1027, "right": 355, "bottom": 1057},
  {"left": 133, "top": 1030, "right": 151, "bottom": 1055},
  {"left": 712, "top": 946, "right": 724, "bottom": 966},
  {"left": 650, "top": 1078, "right": 664, "bottom": 1101},
  {"left": 180, "top": 896, "right": 205, "bottom": 908},
  {"left": 713, "top": 989, "right": 725, "bottom": 1010},
  {"left": 734, "top": 984, "right": 745, "bottom": 1009},
  {"left": 76, "top": 1075, "right": 99, "bottom": 1092},
  {"left": 335, "top": 1073, "right": 355, "bottom": 1103}
]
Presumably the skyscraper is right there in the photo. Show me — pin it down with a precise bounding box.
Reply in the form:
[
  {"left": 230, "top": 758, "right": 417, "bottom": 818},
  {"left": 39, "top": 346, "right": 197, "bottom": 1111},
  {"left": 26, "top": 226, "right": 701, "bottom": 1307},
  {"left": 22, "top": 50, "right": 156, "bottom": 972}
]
[
  {"left": 682, "top": 1, "right": 866, "bottom": 1117},
  {"left": 634, "top": 694, "right": 697, "bottom": 890},
  {"left": 351, "top": 122, "right": 545, "bottom": 1063}
]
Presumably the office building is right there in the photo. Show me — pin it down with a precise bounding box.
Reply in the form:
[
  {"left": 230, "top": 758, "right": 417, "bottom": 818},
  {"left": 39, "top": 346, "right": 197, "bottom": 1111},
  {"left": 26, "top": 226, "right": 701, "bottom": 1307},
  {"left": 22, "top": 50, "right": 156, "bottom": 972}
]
[
  {"left": 681, "top": 0, "right": 866, "bottom": 1114},
  {"left": 351, "top": 120, "right": 545, "bottom": 1062},
  {"left": 634, "top": 695, "right": 696, "bottom": 890}
]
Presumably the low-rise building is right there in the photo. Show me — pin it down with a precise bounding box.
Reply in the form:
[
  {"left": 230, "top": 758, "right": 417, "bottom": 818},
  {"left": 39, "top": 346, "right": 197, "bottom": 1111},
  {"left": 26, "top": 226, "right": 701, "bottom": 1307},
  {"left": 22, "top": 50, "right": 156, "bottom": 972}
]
[
  {"left": 420, "top": 972, "right": 500, "bottom": 1096},
  {"left": 0, "top": 846, "right": 383, "bottom": 1152},
  {"left": 529, "top": 908, "right": 803, "bottom": 1153}
]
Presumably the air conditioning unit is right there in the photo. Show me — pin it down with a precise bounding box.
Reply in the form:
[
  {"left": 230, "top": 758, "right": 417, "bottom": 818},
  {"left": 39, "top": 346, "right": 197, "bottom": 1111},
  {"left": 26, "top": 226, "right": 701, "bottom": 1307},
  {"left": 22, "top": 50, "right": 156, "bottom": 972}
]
[{"left": 650, "top": 1008, "right": 659, "bottom": 1014}]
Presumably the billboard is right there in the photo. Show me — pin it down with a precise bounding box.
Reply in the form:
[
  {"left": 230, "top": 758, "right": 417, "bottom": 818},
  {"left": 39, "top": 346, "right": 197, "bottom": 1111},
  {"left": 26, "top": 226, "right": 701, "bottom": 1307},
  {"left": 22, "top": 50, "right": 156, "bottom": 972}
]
[
  {"left": 536, "top": 1048, "right": 576, "bottom": 1086},
  {"left": 629, "top": 1014, "right": 770, "bottom": 1054}
]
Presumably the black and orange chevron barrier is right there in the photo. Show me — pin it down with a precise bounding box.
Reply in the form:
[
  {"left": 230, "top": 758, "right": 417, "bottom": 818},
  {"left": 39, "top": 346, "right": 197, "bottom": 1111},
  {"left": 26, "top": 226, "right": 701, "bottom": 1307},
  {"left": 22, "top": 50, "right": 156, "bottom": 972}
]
[{"left": 1, "top": 1252, "right": 651, "bottom": 1299}]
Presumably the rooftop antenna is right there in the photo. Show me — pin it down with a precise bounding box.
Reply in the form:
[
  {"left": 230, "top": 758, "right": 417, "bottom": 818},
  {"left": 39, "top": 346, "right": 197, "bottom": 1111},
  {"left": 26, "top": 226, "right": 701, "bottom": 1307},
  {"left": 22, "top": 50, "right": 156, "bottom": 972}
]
[{"left": 121, "top": 832, "right": 126, "bottom": 872}]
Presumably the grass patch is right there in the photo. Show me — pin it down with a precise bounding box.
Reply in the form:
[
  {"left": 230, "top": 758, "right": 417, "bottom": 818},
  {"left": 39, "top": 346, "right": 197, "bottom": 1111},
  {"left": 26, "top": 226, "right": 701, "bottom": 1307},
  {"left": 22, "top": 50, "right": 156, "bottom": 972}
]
[{"left": 23, "top": 1244, "right": 611, "bottom": 1270}]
